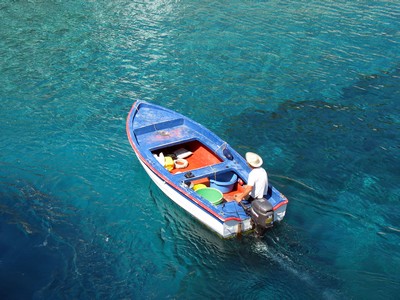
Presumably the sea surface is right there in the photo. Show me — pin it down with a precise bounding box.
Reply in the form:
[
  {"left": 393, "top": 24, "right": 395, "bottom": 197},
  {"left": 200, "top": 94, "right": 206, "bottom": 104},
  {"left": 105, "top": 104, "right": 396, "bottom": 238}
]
[{"left": 1, "top": 0, "right": 399, "bottom": 299}]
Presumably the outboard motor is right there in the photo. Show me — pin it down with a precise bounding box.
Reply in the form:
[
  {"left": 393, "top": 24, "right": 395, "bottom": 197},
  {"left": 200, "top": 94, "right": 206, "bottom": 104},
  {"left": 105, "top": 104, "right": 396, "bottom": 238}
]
[{"left": 248, "top": 198, "right": 274, "bottom": 236}]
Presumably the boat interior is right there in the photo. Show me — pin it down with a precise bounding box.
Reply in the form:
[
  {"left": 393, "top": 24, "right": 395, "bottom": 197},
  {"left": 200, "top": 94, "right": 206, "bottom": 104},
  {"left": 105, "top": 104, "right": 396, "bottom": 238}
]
[{"left": 151, "top": 140, "right": 245, "bottom": 202}]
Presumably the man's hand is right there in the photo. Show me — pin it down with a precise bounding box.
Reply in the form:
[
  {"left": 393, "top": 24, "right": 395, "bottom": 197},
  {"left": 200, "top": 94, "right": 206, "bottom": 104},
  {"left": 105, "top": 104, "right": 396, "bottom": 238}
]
[{"left": 234, "top": 194, "right": 242, "bottom": 203}]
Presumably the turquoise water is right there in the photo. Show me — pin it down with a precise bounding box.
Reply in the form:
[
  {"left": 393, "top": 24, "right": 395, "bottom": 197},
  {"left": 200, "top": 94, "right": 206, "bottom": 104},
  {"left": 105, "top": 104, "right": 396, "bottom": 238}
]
[{"left": 1, "top": 0, "right": 399, "bottom": 298}]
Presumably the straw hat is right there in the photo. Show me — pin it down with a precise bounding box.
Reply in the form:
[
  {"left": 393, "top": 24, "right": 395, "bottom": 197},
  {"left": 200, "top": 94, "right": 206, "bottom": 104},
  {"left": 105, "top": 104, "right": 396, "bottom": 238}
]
[{"left": 245, "top": 152, "right": 263, "bottom": 168}]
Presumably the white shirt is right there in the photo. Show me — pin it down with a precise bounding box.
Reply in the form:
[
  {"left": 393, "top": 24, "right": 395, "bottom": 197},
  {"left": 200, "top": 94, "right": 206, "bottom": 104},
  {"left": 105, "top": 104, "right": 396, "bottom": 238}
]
[{"left": 247, "top": 167, "right": 268, "bottom": 199}]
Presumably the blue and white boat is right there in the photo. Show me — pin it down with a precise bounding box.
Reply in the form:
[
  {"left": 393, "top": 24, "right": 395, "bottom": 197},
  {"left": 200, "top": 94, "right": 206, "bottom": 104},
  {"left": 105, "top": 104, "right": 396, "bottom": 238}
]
[{"left": 126, "top": 100, "right": 288, "bottom": 238}]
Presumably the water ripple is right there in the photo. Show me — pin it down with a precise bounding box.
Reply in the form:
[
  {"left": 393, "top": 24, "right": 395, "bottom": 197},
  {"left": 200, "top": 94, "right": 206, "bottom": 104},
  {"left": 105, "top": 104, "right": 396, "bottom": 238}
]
[{"left": 1, "top": 0, "right": 400, "bottom": 298}]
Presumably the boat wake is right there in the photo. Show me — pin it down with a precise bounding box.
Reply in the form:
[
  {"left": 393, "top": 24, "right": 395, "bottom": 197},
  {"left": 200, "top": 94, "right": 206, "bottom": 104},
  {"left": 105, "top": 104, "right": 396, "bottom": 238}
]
[
  {"left": 252, "top": 239, "right": 342, "bottom": 299},
  {"left": 253, "top": 240, "right": 315, "bottom": 286}
]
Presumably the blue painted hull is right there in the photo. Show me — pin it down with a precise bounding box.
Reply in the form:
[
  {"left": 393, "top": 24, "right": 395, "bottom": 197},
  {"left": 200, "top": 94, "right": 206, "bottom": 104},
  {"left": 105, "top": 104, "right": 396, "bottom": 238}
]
[{"left": 126, "top": 100, "right": 288, "bottom": 238}]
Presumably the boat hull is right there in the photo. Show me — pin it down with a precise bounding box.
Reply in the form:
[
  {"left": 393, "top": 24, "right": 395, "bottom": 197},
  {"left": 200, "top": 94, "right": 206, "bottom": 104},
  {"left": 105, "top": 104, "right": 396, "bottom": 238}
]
[
  {"left": 138, "top": 157, "right": 252, "bottom": 238},
  {"left": 126, "top": 100, "right": 288, "bottom": 239}
]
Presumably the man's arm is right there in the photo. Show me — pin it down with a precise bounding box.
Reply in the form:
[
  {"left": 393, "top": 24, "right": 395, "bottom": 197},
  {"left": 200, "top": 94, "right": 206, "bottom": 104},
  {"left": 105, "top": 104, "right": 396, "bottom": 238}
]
[{"left": 234, "top": 185, "right": 253, "bottom": 202}]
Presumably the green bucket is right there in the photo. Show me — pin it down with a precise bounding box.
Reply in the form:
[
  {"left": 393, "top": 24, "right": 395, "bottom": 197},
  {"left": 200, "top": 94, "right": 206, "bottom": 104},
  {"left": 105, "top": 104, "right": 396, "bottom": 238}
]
[{"left": 196, "top": 188, "right": 223, "bottom": 205}]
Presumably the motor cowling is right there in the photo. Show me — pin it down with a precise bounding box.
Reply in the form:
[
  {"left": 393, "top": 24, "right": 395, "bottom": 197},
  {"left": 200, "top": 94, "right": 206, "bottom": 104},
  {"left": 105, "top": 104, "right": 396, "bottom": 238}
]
[{"left": 249, "top": 198, "right": 274, "bottom": 230}]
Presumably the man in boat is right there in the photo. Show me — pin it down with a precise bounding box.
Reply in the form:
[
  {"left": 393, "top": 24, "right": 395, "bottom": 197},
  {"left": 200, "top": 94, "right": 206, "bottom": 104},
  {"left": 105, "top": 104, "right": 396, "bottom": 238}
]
[{"left": 234, "top": 152, "right": 268, "bottom": 202}]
